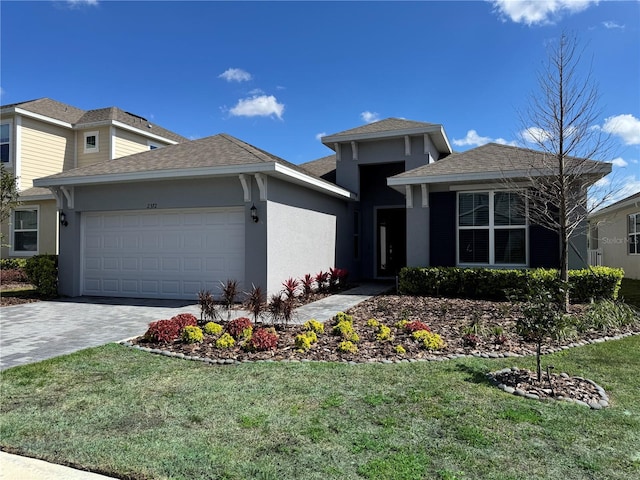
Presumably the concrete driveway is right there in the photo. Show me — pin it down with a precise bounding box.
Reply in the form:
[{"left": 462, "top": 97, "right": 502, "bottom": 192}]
[{"left": 0, "top": 297, "right": 202, "bottom": 370}]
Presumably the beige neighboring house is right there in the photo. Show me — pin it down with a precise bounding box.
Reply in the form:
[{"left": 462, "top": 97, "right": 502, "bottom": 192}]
[
  {"left": 0, "top": 98, "right": 187, "bottom": 259},
  {"left": 588, "top": 191, "right": 640, "bottom": 279}
]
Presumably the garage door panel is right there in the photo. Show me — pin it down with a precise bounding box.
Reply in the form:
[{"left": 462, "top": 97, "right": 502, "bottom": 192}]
[{"left": 82, "top": 208, "right": 245, "bottom": 299}]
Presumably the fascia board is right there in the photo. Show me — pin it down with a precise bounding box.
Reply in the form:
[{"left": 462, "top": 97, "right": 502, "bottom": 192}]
[
  {"left": 9, "top": 108, "right": 74, "bottom": 128},
  {"left": 18, "top": 193, "right": 56, "bottom": 202},
  {"left": 322, "top": 125, "right": 445, "bottom": 145},
  {"left": 589, "top": 195, "right": 640, "bottom": 218},
  {"left": 273, "top": 163, "right": 355, "bottom": 199},
  {"left": 34, "top": 163, "right": 276, "bottom": 187},
  {"left": 75, "top": 119, "right": 180, "bottom": 144}
]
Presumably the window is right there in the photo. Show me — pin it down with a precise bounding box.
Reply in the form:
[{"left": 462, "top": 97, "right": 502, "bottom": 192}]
[
  {"left": 84, "top": 131, "right": 99, "bottom": 153},
  {"left": 1, "top": 122, "right": 11, "bottom": 163},
  {"left": 148, "top": 141, "right": 160, "bottom": 150},
  {"left": 458, "top": 191, "right": 527, "bottom": 266},
  {"left": 11, "top": 207, "right": 39, "bottom": 255},
  {"left": 629, "top": 213, "right": 640, "bottom": 255}
]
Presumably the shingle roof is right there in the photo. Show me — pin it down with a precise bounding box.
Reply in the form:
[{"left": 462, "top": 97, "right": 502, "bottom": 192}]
[
  {"left": 36, "top": 133, "right": 321, "bottom": 183},
  {"left": 300, "top": 154, "right": 337, "bottom": 183},
  {"left": 18, "top": 186, "right": 55, "bottom": 199},
  {"left": 324, "top": 118, "right": 440, "bottom": 139},
  {"left": 2, "top": 98, "right": 187, "bottom": 143},
  {"left": 390, "top": 143, "right": 610, "bottom": 183}
]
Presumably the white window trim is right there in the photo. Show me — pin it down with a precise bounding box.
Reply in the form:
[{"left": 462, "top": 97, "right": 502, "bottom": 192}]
[
  {"left": 456, "top": 190, "right": 529, "bottom": 267},
  {"left": 147, "top": 140, "right": 161, "bottom": 150},
  {"left": 1, "top": 119, "right": 13, "bottom": 165},
  {"left": 84, "top": 131, "right": 99, "bottom": 154},
  {"left": 9, "top": 206, "right": 40, "bottom": 257},
  {"left": 629, "top": 212, "right": 640, "bottom": 256}
]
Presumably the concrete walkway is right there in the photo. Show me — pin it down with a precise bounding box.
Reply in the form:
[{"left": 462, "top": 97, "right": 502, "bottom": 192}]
[{"left": 0, "top": 282, "right": 392, "bottom": 480}]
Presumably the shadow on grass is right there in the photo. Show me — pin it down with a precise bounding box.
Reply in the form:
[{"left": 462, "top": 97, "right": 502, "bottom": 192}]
[{"left": 454, "top": 363, "right": 493, "bottom": 386}]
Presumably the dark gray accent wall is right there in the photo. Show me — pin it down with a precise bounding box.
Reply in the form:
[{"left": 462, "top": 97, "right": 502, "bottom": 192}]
[
  {"left": 406, "top": 185, "right": 429, "bottom": 267},
  {"left": 429, "top": 191, "right": 456, "bottom": 267}
]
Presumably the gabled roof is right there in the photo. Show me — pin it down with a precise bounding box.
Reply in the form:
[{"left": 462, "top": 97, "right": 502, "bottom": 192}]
[
  {"left": 34, "top": 133, "right": 354, "bottom": 199},
  {"left": 321, "top": 117, "right": 452, "bottom": 155},
  {"left": 388, "top": 143, "right": 611, "bottom": 187},
  {"left": 589, "top": 191, "right": 640, "bottom": 218},
  {"left": 1, "top": 98, "right": 188, "bottom": 143},
  {"left": 300, "top": 154, "right": 337, "bottom": 183}
]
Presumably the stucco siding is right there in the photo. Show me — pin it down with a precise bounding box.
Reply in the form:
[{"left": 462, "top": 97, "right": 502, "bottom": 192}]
[
  {"left": 114, "top": 129, "right": 153, "bottom": 158},
  {"left": 77, "top": 126, "right": 110, "bottom": 167},
  {"left": 266, "top": 200, "right": 337, "bottom": 296},
  {"left": 20, "top": 117, "right": 74, "bottom": 189},
  {"left": 591, "top": 204, "right": 640, "bottom": 279}
]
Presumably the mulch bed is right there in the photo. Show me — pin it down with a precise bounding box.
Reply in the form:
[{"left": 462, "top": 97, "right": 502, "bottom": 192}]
[{"left": 0, "top": 282, "right": 39, "bottom": 306}]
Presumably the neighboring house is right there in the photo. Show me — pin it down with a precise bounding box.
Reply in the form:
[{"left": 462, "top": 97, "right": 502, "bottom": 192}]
[
  {"left": 588, "top": 192, "right": 640, "bottom": 279},
  {"left": 33, "top": 118, "right": 611, "bottom": 300},
  {"left": 0, "top": 98, "right": 187, "bottom": 259}
]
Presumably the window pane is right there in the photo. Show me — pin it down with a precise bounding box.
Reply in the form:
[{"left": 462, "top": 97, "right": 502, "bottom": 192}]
[
  {"left": 15, "top": 210, "right": 38, "bottom": 229},
  {"left": 495, "top": 192, "right": 525, "bottom": 226},
  {"left": 495, "top": 229, "right": 526, "bottom": 264},
  {"left": 0, "top": 124, "right": 9, "bottom": 143},
  {"left": 14, "top": 231, "right": 37, "bottom": 251},
  {"left": 86, "top": 136, "right": 96, "bottom": 148},
  {"left": 630, "top": 234, "right": 639, "bottom": 255},
  {"left": 0, "top": 144, "right": 8, "bottom": 163},
  {"left": 629, "top": 215, "right": 635, "bottom": 235},
  {"left": 459, "top": 193, "right": 489, "bottom": 226},
  {"left": 459, "top": 229, "right": 489, "bottom": 263},
  {"left": 635, "top": 214, "right": 640, "bottom": 233}
]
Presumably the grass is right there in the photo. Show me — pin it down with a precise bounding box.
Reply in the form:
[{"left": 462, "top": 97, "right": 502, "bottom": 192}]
[
  {"left": 619, "top": 278, "right": 640, "bottom": 309},
  {"left": 1, "top": 337, "right": 639, "bottom": 480}
]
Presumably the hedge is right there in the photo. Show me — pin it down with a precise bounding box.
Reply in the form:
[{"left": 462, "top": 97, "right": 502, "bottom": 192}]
[
  {"left": 24, "top": 254, "right": 58, "bottom": 298},
  {"left": 398, "top": 266, "right": 624, "bottom": 303}
]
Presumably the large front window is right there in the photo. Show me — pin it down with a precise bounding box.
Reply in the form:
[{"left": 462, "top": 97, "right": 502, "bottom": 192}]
[
  {"left": 1, "top": 122, "right": 11, "bottom": 163},
  {"left": 458, "top": 191, "right": 527, "bottom": 266},
  {"left": 630, "top": 213, "right": 640, "bottom": 255},
  {"left": 11, "top": 208, "right": 39, "bottom": 255}
]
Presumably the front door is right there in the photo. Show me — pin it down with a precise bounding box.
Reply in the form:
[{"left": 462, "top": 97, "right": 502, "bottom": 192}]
[{"left": 376, "top": 208, "right": 406, "bottom": 277}]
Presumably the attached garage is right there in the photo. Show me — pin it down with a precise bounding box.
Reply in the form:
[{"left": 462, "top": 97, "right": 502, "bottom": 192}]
[{"left": 82, "top": 208, "right": 244, "bottom": 299}]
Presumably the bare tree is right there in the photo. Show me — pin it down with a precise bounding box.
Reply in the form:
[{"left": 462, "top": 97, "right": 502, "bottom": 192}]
[
  {"left": 1, "top": 164, "right": 20, "bottom": 246},
  {"left": 506, "top": 32, "right": 614, "bottom": 310}
]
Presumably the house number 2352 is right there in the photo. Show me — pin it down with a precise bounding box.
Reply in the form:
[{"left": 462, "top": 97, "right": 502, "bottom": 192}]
[{"left": 146, "top": 203, "right": 157, "bottom": 209}]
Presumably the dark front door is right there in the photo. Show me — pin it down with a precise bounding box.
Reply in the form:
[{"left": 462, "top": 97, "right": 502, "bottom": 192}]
[{"left": 376, "top": 208, "right": 406, "bottom": 277}]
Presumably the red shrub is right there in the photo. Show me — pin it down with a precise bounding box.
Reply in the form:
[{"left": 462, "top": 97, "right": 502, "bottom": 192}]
[
  {"left": 171, "top": 313, "right": 198, "bottom": 329},
  {"left": 227, "top": 317, "right": 253, "bottom": 339},
  {"left": 300, "top": 274, "right": 314, "bottom": 296},
  {"left": 144, "top": 319, "right": 182, "bottom": 343},
  {"left": 246, "top": 328, "right": 279, "bottom": 351},
  {"left": 0, "top": 268, "right": 29, "bottom": 284},
  {"left": 282, "top": 277, "right": 300, "bottom": 298},
  {"left": 404, "top": 321, "right": 431, "bottom": 333}
]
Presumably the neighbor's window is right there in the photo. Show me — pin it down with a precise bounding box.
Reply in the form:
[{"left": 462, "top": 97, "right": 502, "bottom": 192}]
[
  {"left": 1, "top": 122, "right": 11, "bottom": 163},
  {"left": 84, "top": 131, "right": 99, "bottom": 153},
  {"left": 629, "top": 213, "right": 640, "bottom": 255},
  {"left": 11, "top": 208, "right": 39, "bottom": 255},
  {"left": 458, "top": 191, "right": 527, "bottom": 266},
  {"left": 148, "top": 141, "right": 160, "bottom": 150}
]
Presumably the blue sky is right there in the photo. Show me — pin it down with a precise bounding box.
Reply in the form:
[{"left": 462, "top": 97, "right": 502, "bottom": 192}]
[{"left": 1, "top": 0, "right": 639, "bottom": 199}]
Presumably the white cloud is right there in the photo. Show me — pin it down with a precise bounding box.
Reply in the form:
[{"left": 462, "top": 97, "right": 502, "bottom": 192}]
[
  {"left": 66, "top": 0, "right": 98, "bottom": 7},
  {"left": 491, "top": 0, "right": 599, "bottom": 26},
  {"left": 602, "top": 114, "right": 640, "bottom": 145},
  {"left": 229, "top": 95, "right": 284, "bottom": 119},
  {"left": 603, "top": 21, "right": 624, "bottom": 29},
  {"left": 248, "top": 88, "right": 264, "bottom": 95},
  {"left": 315, "top": 132, "right": 326, "bottom": 141},
  {"left": 610, "top": 157, "right": 628, "bottom": 168},
  {"left": 360, "top": 111, "right": 380, "bottom": 123},
  {"left": 520, "top": 126, "right": 553, "bottom": 144},
  {"left": 453, "top": 130, "right": 492, "bottom": 147},
  {"left": 453, "top": 129, "right": 517, "bottom": 147},
  {"left": 219, "top": 68, "right": 252, "bottom": 82}
]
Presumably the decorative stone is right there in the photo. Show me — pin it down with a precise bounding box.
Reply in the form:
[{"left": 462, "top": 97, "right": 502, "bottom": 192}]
[
  {"left": 503, "top": 386, "right": 515, "bottom": 394},
  {"left": 588, "top": 402, "right": 603, "bottom": 410},
  {"left": 525, "top": 393, "right": 539, "bottom": 400},
  {"left": 598, "top": 399, "right": 609, "bottom": 408},
  {"left": 514, "top": 389, "right": 526, "bottom": 397}
]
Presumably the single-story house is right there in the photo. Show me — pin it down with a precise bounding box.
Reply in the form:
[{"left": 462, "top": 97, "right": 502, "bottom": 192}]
[
  {"left": 588, "top": 191, "right": 640, "bottom": 279},
  {"left": 34, "top": 118, "right": 611, "bottom": 300}
]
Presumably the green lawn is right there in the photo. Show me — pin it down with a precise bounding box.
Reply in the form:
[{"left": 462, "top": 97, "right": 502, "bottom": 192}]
[{"left": 1, "top": 337, "right": 639, "bottom": 480}]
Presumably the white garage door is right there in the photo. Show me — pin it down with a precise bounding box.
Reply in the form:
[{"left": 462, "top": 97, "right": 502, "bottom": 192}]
[{"left": 82, "top": 208, "right": 245, "bottom": 299}]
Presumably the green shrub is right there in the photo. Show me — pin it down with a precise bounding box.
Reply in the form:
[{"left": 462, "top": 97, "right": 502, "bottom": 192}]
[
  {"left": 295, "top": 331, "right": 318, "bottom": 351},
  {"left": 181, "top": 326, "right": 204, "bottom": 344},
  {"left": 398, "top": 266, "right": 623, "bottom": 303},
  {"left": 303, "top": 319, "right": 324, "bottom": 334},
  {"left": 366, "top": 318, "right": 380, "bottom": 328},
  {"left": 0, "top": 258, "right": 27, "bottom": 270},
  {"left": 411, "top": 330, "right": 445, "bottom": 350},
  {"left": 215, "top": 333, "right": 236, "bottom": 349},
  {"left": 376, "top": 324, "right": 393, "bottom": 341},
  {"left": 574, "top": 300, "right": 640, "bottom": 333},
  {"left": 203, "top": 322, "right": 223, "bottom": 335},
  {"left": 333, "top": 312, "right": 353, "bottom": 324},
  {"left": 395, "top": 345, "right": 406, "bottom": 355},
  {"left": 24, "top": 254, "right": 58, "bottom": 297},
  {"left": 337, "top": 341, "right": 358, "bottom": 354}
]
